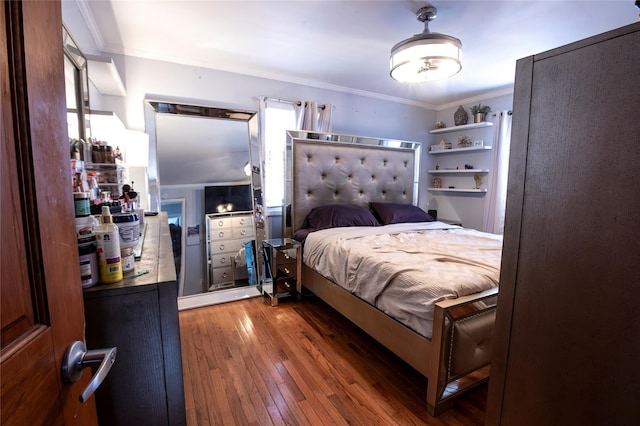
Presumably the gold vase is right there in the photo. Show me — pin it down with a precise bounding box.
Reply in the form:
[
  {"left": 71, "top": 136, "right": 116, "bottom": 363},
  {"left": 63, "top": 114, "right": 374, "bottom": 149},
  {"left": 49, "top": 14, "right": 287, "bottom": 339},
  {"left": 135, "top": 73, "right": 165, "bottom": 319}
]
[{"left": 474, "top": 112, "right": 486, "bottom": 123}]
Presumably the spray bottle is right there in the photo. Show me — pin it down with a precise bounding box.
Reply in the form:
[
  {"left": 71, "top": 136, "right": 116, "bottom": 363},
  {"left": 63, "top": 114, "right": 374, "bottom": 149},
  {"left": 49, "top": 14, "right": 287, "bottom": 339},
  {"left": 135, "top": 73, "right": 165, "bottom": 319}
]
[{"left": 95, "top": 205, "right": 123, "bottom": 283}]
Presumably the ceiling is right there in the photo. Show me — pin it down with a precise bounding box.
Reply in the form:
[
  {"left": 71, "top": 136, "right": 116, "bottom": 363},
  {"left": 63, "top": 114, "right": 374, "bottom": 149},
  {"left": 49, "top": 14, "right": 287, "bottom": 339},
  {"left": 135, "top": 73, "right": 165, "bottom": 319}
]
[{"left": 77, "top": 1, "right": 638, "bottom": 107}]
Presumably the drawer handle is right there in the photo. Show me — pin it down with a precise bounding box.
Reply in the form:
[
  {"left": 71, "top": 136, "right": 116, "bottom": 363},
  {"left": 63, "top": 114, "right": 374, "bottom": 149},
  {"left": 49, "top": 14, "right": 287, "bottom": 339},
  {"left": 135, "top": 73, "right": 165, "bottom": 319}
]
[
  {"left": 240, "top": 229, "right": 246, "bottom": 235},
  {"left": 284, "top": 281, "right": 291, "bottom": 288},
  {"left": 283, "top": 252, "right": 290, "bottom": 260},
  {"left": 219, "top": 244, "right": 225, "bottom": 251},
  {"left": 218, "top": 232, "right": 224, "bottom": 238},
  {"left": 222, "top": 272, "right": 228, "bottom": 278},
  {"left": 220, "top": 258, "right": 226, "bottom": 264},
  {"left": 218, "top": 220, "right": 224, "bottom": 226},
  {"left": 283, "top": 267, "right": 290, "bottom": 275}
]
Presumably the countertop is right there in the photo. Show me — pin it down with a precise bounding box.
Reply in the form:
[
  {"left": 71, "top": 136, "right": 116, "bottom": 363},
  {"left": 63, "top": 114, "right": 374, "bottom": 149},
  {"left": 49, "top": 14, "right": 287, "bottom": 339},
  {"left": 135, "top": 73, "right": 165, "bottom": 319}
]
[{"left": 83, "top": 212, "right": 177, "bottom": 298}]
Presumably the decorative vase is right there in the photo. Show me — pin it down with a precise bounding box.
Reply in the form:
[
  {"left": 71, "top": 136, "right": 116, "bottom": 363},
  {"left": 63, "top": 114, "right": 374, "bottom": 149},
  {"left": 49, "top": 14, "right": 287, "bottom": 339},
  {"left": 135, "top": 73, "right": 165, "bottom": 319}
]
[
  {"left": 474, "top": 112, "right": 486, "bottom": 123},
  {"left": 454, "top": 105, "right": 468, "bottom": 126}
]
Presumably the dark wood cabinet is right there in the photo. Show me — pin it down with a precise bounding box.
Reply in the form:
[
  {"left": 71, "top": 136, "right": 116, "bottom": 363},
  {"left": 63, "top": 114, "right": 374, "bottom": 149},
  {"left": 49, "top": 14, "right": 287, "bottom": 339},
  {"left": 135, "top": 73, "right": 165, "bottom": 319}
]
[
  {"left": 83, "top": 213, "right": 186, "bottom": 425},
  {"left": 487, "top": 23, "right": 640, "bottom": 425}
]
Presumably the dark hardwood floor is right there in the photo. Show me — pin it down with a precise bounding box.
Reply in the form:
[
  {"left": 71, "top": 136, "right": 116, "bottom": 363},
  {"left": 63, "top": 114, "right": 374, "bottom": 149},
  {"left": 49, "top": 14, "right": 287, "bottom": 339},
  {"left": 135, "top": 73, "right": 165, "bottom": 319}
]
[{"left": 179, "top": 295, "right": 487, "bottom": 425}]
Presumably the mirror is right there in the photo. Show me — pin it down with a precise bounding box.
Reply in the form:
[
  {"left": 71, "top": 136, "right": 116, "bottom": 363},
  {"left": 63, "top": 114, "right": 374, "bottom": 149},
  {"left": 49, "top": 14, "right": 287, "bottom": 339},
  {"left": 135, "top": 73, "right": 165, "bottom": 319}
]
[
  {"left": 63, "top": 24, "right": 90, "bottom": 143},
  {"left": 146, "top": 100, "right": 263, "bottom": 306}
]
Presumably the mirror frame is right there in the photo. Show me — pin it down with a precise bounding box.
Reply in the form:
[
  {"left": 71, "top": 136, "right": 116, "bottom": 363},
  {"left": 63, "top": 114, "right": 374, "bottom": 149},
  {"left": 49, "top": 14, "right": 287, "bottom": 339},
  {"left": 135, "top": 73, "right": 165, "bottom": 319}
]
[
  {"left": 145, "top": 99, "right": 264, "bottom": 306},
  {"left": 63, "top": 24, "right": 90, "bottom": 141}
]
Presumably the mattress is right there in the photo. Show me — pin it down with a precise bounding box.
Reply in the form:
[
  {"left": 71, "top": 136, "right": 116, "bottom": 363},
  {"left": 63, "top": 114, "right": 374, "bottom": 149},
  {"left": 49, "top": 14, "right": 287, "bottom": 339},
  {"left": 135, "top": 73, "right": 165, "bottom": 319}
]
[{"left": 302, "top": 222, "right": 503, "bottom": 339}]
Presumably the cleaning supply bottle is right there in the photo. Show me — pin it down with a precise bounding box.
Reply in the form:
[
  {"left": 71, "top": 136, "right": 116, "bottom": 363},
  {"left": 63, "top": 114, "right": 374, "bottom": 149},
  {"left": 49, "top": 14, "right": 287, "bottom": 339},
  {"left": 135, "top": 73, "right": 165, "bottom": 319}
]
[{"left": 95, "top": 205, "right": 123, "bottom": 283}]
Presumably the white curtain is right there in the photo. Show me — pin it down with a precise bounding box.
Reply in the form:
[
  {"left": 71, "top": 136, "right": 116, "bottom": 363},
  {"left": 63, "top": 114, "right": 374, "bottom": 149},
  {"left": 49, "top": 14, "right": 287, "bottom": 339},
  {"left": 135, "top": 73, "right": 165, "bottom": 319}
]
[
  {"left": 483, "top": 110, "right": 513, "bottom": 234},
  {"left": 294, "top": 101, "right": 332, "bottom": 131}
]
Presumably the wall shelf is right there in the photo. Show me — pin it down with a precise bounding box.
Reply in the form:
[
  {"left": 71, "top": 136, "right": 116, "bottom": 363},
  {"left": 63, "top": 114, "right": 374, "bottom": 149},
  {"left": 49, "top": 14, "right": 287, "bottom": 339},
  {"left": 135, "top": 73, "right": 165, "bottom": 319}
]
[
  {"left": 428, "top": 188, "right": 488, "bottom": 193},
  {"left": 429, "top": 146, "right": 492, "bottom": 154},
  {"left": 429, "top": 121, "right": 493, "bottom": 134},
  {"left": 428, "top": 168, "right": 489, "bottom": 174}
]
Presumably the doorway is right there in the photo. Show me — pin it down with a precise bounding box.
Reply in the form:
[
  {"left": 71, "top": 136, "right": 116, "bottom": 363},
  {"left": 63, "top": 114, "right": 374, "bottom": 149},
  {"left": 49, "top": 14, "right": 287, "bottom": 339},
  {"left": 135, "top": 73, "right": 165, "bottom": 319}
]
[{"left": 161, "top": 198, "right": 186, "bottom": 297}]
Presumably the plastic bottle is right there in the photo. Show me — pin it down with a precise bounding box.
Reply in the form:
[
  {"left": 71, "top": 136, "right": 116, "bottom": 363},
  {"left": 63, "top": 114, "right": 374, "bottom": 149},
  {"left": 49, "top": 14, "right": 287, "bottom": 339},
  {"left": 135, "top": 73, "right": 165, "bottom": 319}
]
[{"left": 95, "top": 205, "right": 123, "bottom": 283}]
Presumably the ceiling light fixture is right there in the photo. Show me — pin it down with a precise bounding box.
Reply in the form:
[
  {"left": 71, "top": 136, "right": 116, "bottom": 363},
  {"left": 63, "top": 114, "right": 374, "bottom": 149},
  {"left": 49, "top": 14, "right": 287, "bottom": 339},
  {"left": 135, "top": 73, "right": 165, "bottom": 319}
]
[{"left": 390, "top": 4, "right": 462, "bottom": 83}]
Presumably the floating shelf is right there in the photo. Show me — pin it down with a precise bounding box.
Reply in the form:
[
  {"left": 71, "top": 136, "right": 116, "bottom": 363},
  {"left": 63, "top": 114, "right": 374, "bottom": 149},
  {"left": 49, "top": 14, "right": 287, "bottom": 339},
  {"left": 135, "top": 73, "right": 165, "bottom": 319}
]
[
  {"left": 429, "top": 121, "right": 493, "bottom": 134},
  {"left": 428, "top": 188, "right": 488, "bottom": 193},
  {"left": 429, "top": 146, "right": 492, "bottom": 154},
  {"left": 428, "top": 168, "right": 489, "bottom": 174}
]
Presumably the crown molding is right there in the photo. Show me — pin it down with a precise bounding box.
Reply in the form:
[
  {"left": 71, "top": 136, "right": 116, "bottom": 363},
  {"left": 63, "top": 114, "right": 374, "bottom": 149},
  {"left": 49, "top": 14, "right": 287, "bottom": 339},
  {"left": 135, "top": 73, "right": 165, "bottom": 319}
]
[
  {"left": 75, "top": 0, "right": 104, "bottom": 50},
  {"left": 436, "top": 87, "right": 514, "bottom": 111}
]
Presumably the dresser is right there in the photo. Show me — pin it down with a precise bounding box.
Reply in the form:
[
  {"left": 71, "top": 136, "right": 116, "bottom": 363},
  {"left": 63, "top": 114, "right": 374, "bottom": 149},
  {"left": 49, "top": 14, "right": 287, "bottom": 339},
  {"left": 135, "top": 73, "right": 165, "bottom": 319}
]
[
  {"left": 206, "top": 211, "right": 255, "bottom": 290},
  {"left": 83, "top": 212, "right": 185, "bottom": 426}
]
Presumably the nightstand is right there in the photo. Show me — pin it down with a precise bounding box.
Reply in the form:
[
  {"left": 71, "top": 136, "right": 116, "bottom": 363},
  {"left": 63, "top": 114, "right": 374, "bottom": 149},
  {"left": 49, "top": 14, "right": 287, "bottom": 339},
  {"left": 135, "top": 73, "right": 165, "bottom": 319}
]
[{"left": 262, "top": 238, "right": 301, "bottom": 306}]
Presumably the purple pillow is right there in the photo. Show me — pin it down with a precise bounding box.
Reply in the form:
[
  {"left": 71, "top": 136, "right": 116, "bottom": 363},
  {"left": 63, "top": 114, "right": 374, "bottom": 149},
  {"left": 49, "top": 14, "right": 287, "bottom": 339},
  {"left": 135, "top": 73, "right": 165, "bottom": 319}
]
[
  {"left": 369, "top": 202, "right": 434, "bottom": 225},
  {"left": 302, "top": 204, "right": 379, "bottom": 231}
]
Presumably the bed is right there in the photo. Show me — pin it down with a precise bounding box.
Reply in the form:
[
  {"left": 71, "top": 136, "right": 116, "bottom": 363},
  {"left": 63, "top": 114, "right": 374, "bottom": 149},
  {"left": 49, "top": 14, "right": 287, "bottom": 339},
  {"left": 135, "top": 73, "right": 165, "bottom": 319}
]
[{"left": 283, "top": 131, "right": 501, "bottom": 415}]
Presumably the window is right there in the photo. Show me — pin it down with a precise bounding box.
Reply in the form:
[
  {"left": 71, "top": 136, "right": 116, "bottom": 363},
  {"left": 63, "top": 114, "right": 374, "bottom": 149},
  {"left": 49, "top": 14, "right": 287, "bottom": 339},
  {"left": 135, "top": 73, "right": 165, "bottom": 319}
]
[{"left": 263, "top": 103, "right": 295, "bottom": 208}]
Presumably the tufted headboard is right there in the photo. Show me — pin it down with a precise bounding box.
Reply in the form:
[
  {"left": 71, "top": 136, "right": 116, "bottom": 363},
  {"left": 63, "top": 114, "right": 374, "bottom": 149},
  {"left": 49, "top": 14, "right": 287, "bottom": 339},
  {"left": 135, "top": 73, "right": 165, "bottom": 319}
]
[{"left": 285, "top": 131, "right": 422, "bottom": 235}]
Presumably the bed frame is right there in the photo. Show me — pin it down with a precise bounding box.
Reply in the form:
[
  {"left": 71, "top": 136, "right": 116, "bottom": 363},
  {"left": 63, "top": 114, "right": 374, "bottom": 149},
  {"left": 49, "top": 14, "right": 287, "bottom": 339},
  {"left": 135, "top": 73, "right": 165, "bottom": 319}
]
[{"left": 284, "top": 131, "right": 498, "bottom": 415}]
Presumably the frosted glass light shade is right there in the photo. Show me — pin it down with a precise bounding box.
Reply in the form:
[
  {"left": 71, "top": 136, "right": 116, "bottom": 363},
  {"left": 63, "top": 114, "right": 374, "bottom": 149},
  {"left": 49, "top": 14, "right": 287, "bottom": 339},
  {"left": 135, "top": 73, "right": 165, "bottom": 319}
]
[{"left": 390, "top": 33, "right": 462, "bottom": 82}]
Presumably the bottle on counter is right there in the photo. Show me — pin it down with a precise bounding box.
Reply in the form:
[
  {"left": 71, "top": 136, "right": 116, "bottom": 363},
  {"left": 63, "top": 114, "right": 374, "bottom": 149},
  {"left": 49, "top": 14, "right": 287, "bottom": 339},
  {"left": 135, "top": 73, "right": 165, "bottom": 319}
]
[{"left": 95, "top": 205, "right": 122, "bottom": 284}]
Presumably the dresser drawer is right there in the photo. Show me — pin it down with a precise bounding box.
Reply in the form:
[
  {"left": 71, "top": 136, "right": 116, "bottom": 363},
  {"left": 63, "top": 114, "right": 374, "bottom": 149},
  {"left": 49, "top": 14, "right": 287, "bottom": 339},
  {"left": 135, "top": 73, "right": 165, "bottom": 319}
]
[
  {"left": 275, "top": 248, "right": 297, "bottom": 264},
  {"left": 232, "top": 215, "right": 252, "bottom": 227},
  {"left": 211, "top": 266, "right": 233, "bottom": 284},
  {"left": 209, "top": 217, "right": 233, "bottom": 230},
  {"left": 275, "top": 277, "right": 297, "bottom": 294},
  {"left": 276, "top": 263, "right": 297, "bottom": 280},
  {"left": 210, "top": 253, "right": 232, "bottom": 268},
  {"left": 232, "top": 225, "right": 254, "bottom": 239},
  {"left": 209, "top": 238, "right": 246, "bottom": 255},
  {"left": 211, "top": 229, "right": 232, "bottom": 240},
  {"left": 209, "top": 227, "right": 253, "bottom": 241}
]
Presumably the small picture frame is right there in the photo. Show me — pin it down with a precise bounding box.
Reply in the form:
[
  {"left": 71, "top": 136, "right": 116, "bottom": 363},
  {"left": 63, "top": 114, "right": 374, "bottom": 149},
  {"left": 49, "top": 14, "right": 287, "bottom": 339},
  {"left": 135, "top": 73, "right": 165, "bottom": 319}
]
[{"left": 473, "top": 140, "right": 484, "bottom": 148}]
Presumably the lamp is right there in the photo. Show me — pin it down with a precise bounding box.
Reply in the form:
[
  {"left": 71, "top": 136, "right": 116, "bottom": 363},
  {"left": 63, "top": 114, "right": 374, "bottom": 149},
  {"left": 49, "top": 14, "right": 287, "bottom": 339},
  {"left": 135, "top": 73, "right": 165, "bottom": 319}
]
[
  {"left": 216, "top": 201, "right": 234, "bottom": 213},
  {"left": 390, "top": 4, "right": 462, "bottom": 83}
]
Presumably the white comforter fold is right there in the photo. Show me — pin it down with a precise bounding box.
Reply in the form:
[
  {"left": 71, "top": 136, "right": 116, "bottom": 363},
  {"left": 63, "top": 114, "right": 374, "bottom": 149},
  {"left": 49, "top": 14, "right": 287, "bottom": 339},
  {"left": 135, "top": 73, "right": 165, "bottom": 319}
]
[{"left": 303, "top": 222, "right": 503, "bottom": 339}]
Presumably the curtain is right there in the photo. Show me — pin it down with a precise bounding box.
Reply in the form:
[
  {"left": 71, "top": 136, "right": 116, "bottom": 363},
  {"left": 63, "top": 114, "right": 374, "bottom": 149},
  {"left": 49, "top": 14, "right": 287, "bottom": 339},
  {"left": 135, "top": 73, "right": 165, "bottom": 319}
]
[
  {"left": 259, "top": 97, "right": 333, "bottom": 211},
  {"left": 294, "top": 101, "right": 332, "bottom": 131},
  {"left": 483, "top": 110, "right": 513, "bottom": 234}
]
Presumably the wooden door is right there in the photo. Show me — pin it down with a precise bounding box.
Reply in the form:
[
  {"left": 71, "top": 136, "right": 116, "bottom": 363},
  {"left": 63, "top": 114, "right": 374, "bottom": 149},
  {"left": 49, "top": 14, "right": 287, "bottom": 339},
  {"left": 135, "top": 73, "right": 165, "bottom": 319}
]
[{"left": 1, "top": 1, "right": 97, "bottom": 424}]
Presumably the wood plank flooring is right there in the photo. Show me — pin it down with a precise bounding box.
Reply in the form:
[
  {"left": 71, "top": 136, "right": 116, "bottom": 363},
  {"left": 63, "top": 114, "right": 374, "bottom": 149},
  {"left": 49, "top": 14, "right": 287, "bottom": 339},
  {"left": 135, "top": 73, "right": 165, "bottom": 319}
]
[{"left": 179, "top": 295, "right": 487, "bottom": 425}]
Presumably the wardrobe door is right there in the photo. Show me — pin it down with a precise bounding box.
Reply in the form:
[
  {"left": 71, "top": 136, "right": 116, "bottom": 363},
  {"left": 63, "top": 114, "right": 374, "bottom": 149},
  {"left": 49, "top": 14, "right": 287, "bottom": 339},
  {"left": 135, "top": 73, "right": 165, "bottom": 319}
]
[{"left": 487, "top": 23, "right": 640, "bottom": 425}]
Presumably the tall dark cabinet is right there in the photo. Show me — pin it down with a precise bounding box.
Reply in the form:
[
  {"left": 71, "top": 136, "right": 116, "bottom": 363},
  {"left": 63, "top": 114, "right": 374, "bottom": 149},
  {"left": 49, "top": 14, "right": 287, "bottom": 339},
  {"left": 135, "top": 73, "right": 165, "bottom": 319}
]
[
  {"left": 487, "top": 23, "right": 640, "bottom": 425},
  {"left": 83, "top": 214, "right": 186, "bottom": 425}
]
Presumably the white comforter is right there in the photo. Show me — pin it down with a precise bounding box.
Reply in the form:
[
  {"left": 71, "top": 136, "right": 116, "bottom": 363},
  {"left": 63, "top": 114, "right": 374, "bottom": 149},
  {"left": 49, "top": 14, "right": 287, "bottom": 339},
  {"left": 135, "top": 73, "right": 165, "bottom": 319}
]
[{"left": 303, "top": 222, "right": 503, "bottom": 339}]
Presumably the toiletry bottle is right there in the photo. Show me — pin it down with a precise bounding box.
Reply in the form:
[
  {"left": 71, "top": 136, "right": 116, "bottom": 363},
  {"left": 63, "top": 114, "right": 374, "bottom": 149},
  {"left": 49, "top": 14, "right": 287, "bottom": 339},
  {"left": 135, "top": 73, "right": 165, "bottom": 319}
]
[{"left": 95, "top": 205, "right": 123, "bottom": 283}]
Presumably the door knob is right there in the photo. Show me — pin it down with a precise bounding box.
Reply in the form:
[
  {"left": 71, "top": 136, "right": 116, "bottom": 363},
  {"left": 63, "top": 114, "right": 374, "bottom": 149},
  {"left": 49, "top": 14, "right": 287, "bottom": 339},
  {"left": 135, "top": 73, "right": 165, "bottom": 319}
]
[{"left": 61, "top": 341, "right": 117, "bottom": 403}]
